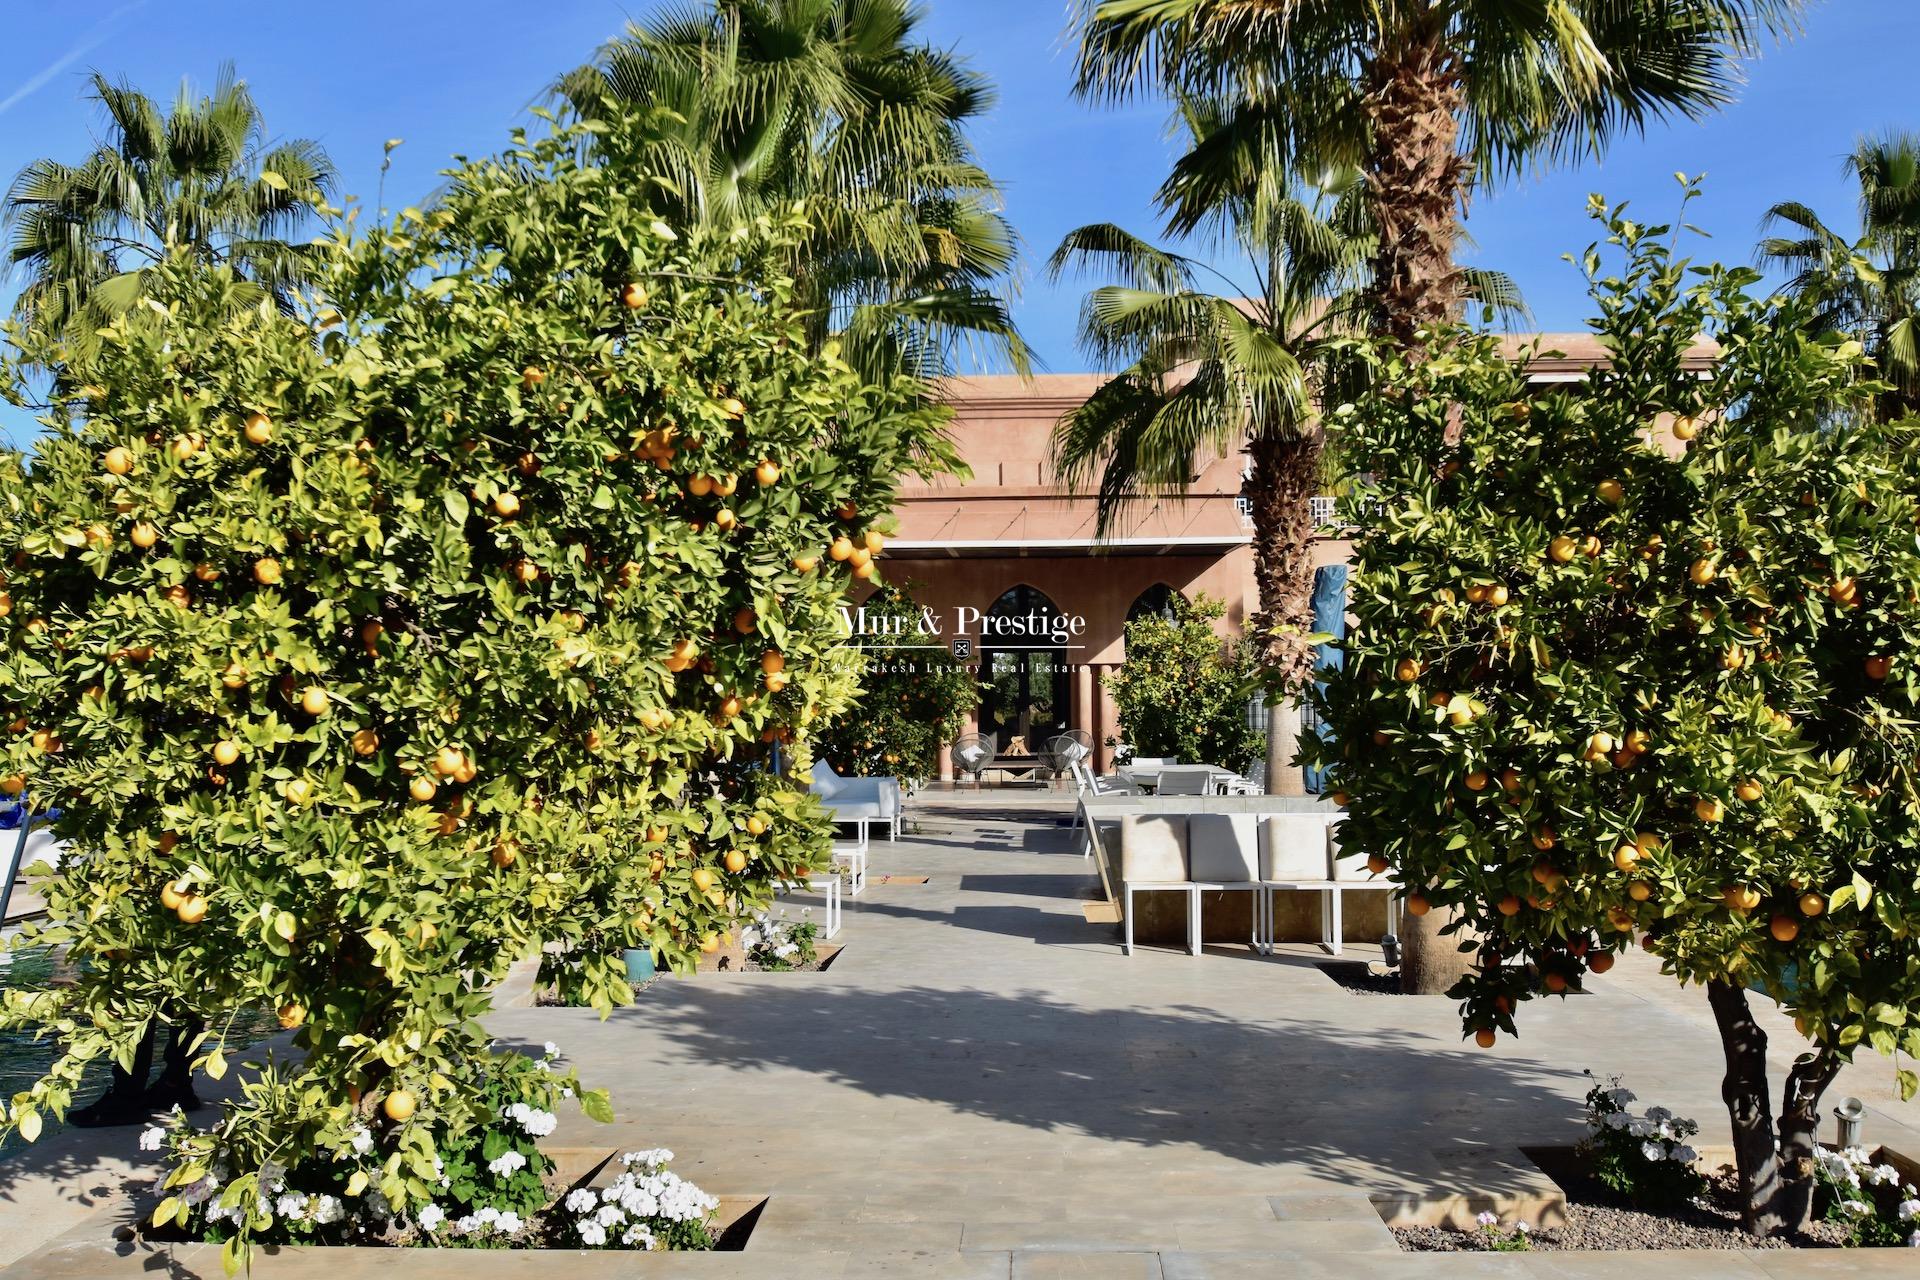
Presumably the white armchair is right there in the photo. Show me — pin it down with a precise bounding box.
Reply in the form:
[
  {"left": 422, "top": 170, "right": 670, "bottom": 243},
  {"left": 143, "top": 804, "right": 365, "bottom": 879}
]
[{"left": 808, "top": 760, "right": 902, "bottom": 844}]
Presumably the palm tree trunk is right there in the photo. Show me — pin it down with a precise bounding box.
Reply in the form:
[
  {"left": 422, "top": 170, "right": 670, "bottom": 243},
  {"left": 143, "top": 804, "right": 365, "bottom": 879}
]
[
  {"left": 1244, "top": 429, "right": 1323, "bottom": 692},
  {"left": 1364, "top": 32, "right": 1470, "bottom": 349}
]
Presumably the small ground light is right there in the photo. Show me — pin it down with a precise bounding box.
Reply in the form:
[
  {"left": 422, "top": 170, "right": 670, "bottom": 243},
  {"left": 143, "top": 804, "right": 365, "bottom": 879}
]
[{"left": 1833, "top": 1096, "right": 1866, "bottom": 1148}]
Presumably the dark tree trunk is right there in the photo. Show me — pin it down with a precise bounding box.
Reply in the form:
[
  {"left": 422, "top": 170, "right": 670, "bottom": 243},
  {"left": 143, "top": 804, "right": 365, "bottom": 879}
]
[
  {"left": 1364, "top": 33, "right": 1470, "bottom": 351},
  {"left": 1775, "top": 1046, "right": 1841, "bottom": 1233},
  {"left": 1243, "top": 428, "right": 1323, "bottom": 690},
  {"left": 1707, "top": 980, "right": 1787, "bottom": 1236}
]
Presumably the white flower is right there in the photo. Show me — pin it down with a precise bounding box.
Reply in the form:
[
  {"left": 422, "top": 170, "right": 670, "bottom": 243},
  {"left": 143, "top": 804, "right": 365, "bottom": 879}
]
[
  {"left": 488, "top": 1150, "right": 529, "bottom": 1177},
  {"left": 1627, "top": 1117, "right": 1654, "bottom": 1139},
  {"left": 596, "top": 1203, "right": 625, "bottom": 1226},
  {"left": 276, "top": 1192, "right": 310, "bottom": 1221},
  {"left": 348, "top": 1125, "right": 374, "bottom": 1155},
  {"left": 544, "top": 1041, "right": 560, "bottom": 1058},
  {"left": 1646, "top": 1106, "right": 1672, "bottom": 1125},
  {"left": 182, "top": 1176, "right": 219, "bottom": 1207},
  {"left": 416, "top": 1204, "right": 445, "bottom": 1233},
  {"left": 1603, "top": 1112, "right": 1631, "bottom": 1130},
  {"left": 496, "top": 1211, "right": 523, "bottom": 1236},
  {"left": 138, "top": 1126, "right": 167, "bottom": 1152},
  {"left": 1867, "top": 1163, "right": 1903, "bottom": 1187},
  {"left": 1606, "top": 1087, "right": 1636, "bottom": 1107},
  {"left": 578, "top": 1220, "right": 608, "bottom": 1247},
  {"left": 1674, "top": 1145, "right": 1698, "bottom": 1165},
  {"left": 740, "top": 929, "right": 761, "bottom": 948},
  {"left": 566, "top": 1189, "right": 597, "bottom": 1213},
  {"left": 1908, "top": 1229, "right": 1920, "bottom": 1248},
  {"left": 1844, "top": 1199, "right": 1872, "bottom": 1216},
  {"left": 312, "top": 1195, "right": 344, "bottom": 1226},
  {"left": 1514, "top": 1221, "right": 1530, "bottom": 1234},
  {"left": 1640, "top": 1142, "right": 1666, "bottom": 1163},
  {"left": 1475, "top": 1211, "right": 1497, "bottom": 1227}
]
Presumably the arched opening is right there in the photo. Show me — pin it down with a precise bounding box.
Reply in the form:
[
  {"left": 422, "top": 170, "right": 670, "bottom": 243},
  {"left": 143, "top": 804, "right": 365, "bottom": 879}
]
[
  {"left": 977, "top": 585, "right": 1070, "bottom": 757},
  {"left": 1126, "top": 583, "right": 1184, "bottom": 626}
]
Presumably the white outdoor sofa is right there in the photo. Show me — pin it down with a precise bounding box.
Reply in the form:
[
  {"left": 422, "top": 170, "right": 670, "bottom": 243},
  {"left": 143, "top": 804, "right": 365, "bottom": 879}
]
[
  {"left": 808, "top": 760, "right": 902, "bottom": 846},
  {"left": 1081, "top": 795, "right": 1393, "bottom": 957}
]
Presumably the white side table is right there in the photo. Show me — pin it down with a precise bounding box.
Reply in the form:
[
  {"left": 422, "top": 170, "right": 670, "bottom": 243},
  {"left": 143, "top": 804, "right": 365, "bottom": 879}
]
[
  {"left": 787, "top": 873, "right": 841, "bottom": 940},
  {"left": 833, "top": 841, "right": 868, "bottom": 897}
]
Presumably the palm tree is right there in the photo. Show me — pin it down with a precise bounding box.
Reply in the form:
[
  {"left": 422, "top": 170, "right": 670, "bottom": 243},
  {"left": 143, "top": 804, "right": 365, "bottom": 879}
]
[
  {"left": 555, "top": 0, "right": 1027, "bottom": 384},
  {"left": 1070, "top": 0, "right": 1805, "bottom": 349},
  {"left": 1760, "top": 131, "right": 1920, "bottom": 422},
  {"left": 1050, "top": 163, "right": 1370, "bottom": 714},
  {"left": 4, "top": 64, "right": 334, "bottom": 364}
]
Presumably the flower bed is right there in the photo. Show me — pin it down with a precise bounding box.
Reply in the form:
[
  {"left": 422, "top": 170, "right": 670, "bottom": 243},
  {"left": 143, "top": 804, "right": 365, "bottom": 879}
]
[{"left": 1393, "top": 1077, "right": 1918, "bottom": 1251}]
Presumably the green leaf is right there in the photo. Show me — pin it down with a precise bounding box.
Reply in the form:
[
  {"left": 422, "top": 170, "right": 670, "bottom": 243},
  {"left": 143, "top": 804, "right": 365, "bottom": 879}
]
[{"left": 579, "top": 1088, "right": 614, "bottom": 1123}]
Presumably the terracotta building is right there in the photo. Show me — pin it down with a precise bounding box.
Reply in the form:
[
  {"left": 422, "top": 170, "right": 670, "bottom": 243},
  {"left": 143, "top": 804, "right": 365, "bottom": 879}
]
[{"left": 884, "top": 336, "right": 1716, "bottom": 780}]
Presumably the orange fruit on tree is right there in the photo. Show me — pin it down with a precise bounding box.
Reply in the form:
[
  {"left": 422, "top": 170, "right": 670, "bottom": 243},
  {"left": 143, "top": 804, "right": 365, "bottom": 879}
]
[
  {"left": 1464, "top": 770, "right": 1489, "bottom": 792},
  {"left": 0, "top": 774, "right": 23, "bottom": 797},
  {"left": 351, "top": 728, "right": 380, "bottom": 756},
  {"left": 724, "top": 850, "right": 748, "bottom": 874},
  {"left": 410, "top": 776, "right": 438, "bottom": 803},
  {"left": 493, "top": 492, "right": 521, "bottom": 519},
  {"left": 1798, "top": 891, "right": 1825, "bottom": 917},
  {"left": 1544, "top": 972, "right": 1568, "bottom": 993},
  {"left": 863, "top": 529, "right": 885, "bottom": 553},
  {"left": 733, "top": 607, "right": 757, "bottom": 634},
  {"left": 1613, "top": 844, "right": 1640, "bottom": 872},
  {"left": 1865, "top": 655, "right": 1892, "bottom": 680},
  {"left": 521, "top": 366, "right": 545, "bottom": 390},
  {"left": 300, "top": 687, "right": 330, "bottom": 717},
  {"left": 1628, "top": 880, "right": 1653, "bottom": 901},
  {"left": 746, "top": 815, "right": 769, "bottom": 836},
  {"left": 1589, "top": 952, "right": 1615, "bottom": 974},
  {"left": 715, "top": 473, "right": 738, "bottom": 497},
  {"left": 1579, "top": 535, "right": 1602, "bottom": 558},
  {"left": 434, "top": 746, "right": 465, "bottom": 777},
  {"left": 212, "top": 740, "right": 241, "bottom": 767},
  {"left": 1769, "top": 915, "right": 1799, "bottom": 943},
  {"left": 104, "top": 446, "right": 134, "bottom": 475},
  {"left": 829, "top": 536, "right": 855, "bottom": 561},
  {"left": 1329, "top": 790, "right": 1351, "bottom": 806},
  {"left": 1695, "top": 797, "right": 1724, "bottom": 823},
  {"left": 244, "top": 412, "right": 273, "bottom": 444},
  {"left": 285, "top": 778, "right": 314, "bottom": 806},
  {"left": 765, "top": 670, "right": 789, "bottom": 692},
  {"left": 1487, "top": 584, "right": 1510, "bottom": 606},
  {"left": 1735, "top": 779, "right": 1763, "bottom": 802},
  {"left": 714, "top": 507, "right": 737, "bottom": 530},
  {"left": 382, "top": 1090, "right": 417, "bottom": 1122},
  {"left": 691, "top": 868, "right": 716, "bottom": 892},
  {"left": 1548, "top": 535, "right": 1577, "bottom": 563},
  {"left": 254, "top": 558, "right": 283, "bottom": 586},
  {"left": 221, "top": 662, "right": 249, "bottom": 689},
  {"left": 1406, "top": 893, "right": 1431, "bottom": 917},
  {"left": 718, "top": 695, "right": 743, "bottom": 718},
  {"left": 754, "top": 460, "right": 780, "bottom": 486},
  {"left": 792, "top": 554, "right": 819, "bottom": 573},
  {"left": 492, "top": 840, "right": 518, "bottom": 868},
  {"left": 1393, "top": 658, "right": 1422, "bottom": 682},
  {"left": 1530, "top": 828, "right": 1556, "bottom": 851},
  {"left": 160, "top": 878, "right": 190, "bottom": 910},
  {"left": 1689, "top": 558, "right": 1716, "bottom": 586},
  {"left": 1722, "top": 884, "right": 1761, "bottom": 912},
  {"left": 277, "top": 1002, "right": 306, "bottom": 1029},
  {"left": 699, "top": 932, "right": 721, "bottom": 954},
  {"left": 130, "top": 522, "right": 158, "bottom": 549},
  {"left": 1596, "top": 478, "right": 1624, "bottom": 504},
  {"left": 176, "top": 895, "right": 208, "bottom": 925},
  {"left": 1474, "top": 1029, "right": 1497, "bottom": 1049},
  {"left": 1364, "top": 853, "right": 1388, "bottom": 875},
  {"left": 1497, "top": 894, "right": 1522, "bottom": 917},
  {"left": 852, "top": 561, "right": 875, "bottom": 581},
  {"left": 619, "top": 282, "right": 648, "bottom": 309}
]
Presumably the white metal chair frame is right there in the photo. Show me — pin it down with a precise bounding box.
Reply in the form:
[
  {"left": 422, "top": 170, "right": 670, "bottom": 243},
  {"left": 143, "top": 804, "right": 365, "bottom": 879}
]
[
  {"left": 832, "top": 841, "right": 868, "bottom": 897},
  {"left": 786, "top": 873, "right": 842, "bottom": 940},
  {"left": 1068, "top": 761, "right": 1137, "bottom": 858}
]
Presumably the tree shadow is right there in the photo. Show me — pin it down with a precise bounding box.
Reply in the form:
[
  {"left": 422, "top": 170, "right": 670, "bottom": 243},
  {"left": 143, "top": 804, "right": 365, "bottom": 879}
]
[{"left": 502, "top": 981, "right": 1592, "bottom": 1203}]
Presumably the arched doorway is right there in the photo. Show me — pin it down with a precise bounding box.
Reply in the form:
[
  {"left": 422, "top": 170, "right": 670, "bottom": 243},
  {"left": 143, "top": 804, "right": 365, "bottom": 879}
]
[
  {"left": 1125, "top": 583, "right": 1184, "bottom": 630},
  {"left": 977, "top": 585, "right": 1070, "bottom": 756}
]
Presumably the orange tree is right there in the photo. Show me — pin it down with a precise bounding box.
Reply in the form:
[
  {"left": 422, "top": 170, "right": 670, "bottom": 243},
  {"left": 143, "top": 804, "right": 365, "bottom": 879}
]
[
  {"left": 0, "top": 103, "right": 954, "bottom": 1256},
  {"left": 1307, "top": 192, "right": 1920, "bottom": 1237}
]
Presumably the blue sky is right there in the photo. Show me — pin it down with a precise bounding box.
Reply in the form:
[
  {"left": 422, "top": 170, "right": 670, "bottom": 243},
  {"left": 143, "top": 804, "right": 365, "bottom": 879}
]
[{"left": 1, "top": 0, "right": 1914, "bottom": 444}]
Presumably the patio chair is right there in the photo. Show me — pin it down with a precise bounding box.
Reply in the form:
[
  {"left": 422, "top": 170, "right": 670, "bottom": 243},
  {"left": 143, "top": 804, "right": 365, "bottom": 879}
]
[
  {"left": 1067, "top": 760, "right": 1137, "bottom": 857},
  {"left": 1156, "top": 770, "right": 1214, "bottom": 797},
  {"left": 950, "top": 734, "right": 995, "bottom": 788},
  {"left": 1118, "top": 814, "right": 1198, "bottom": 956},
  {"left": 808, "top": 760, "right": 900, "bottom": 847},
  {"left": 1186, "top": 813, "right": 1263, "bottom": 954}
]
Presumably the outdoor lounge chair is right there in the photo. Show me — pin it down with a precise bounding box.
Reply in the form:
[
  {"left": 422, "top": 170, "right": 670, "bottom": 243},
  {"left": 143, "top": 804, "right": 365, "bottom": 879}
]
[
  {"left": 808, "top": 760, "right": 901, "bottom": 844},
  {"left": 1067, "top": 760, "right": 1136, "bottom": 856}
]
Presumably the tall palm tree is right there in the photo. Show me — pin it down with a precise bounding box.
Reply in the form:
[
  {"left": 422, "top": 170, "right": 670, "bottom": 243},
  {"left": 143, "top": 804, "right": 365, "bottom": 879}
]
[
  {"left": 1071, "top": 0, "right": 1805, "bottom": 349},
  {"left": 555, "top": 0, "right": 1027, "bottom": 384},
  {"left": 4, "top": 64, "right": 334, "bottom": 364},
  {"left": 1760, "top": 131, "right": 1920, "bottom": 422},
  {"left": 1050, "top": 160, "right": 1370, "bottom": 709}
]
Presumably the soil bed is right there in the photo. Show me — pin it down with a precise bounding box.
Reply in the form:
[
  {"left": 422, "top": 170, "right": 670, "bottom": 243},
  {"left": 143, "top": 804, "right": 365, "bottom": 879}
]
[{"left": 1395, "top": 1152, "right": 1848, "bottom": 1251}]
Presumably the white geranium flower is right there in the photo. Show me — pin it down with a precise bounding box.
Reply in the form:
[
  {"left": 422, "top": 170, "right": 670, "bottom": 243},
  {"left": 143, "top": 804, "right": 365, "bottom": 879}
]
[
  {"left": 348, "top": 1125, "right": 374, "bottom": 1155},
  {"left": 1475, "top": 1211, "right": 1497, "bottom": 1227},
  {"left": 138, "top": 1126, "right": 167, "bottom": 1152},
  {"left": 1641, "top": 1142, "right": 1665, "bottom": 1163},
  {"left": 1844, "top": 1199, "right": 1872, "bottom": 1216},
  {"left": 416, "top": 1204, "right": 444, "bottom": 1232},
  {"left": 496, "top": 1211, "right": 523, "bottom": 1236},
  {"left": 578, "top": 1220, "right": 607, "bottom": 1246},
  {"left": 276, "top": 1192, "right": 310, "bottom": 1221},
  {"left": 544, "top": 1041, "right": 560, "bottom": 1058},
  {"left": 487, "top": 1150, "right": 528, "bottom": 1176},
  {"left": 1606, "top": 1087, "right": 1636, "bottom": 1107},
  {"left": 565, "top": 1189, "right": 597, "bottom": 1213},
  {"left": 1897, "top": 1198, "right": 1920, "bottom": 1222},
  {"left": 312, "top": 1195, "right": 344, "bottom": 1226}
]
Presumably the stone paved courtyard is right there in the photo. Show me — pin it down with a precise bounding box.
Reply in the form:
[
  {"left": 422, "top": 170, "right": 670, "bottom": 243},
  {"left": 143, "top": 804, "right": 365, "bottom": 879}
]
[{"left": 4, "top": 789, "right": 1919, "bottom": 1276}]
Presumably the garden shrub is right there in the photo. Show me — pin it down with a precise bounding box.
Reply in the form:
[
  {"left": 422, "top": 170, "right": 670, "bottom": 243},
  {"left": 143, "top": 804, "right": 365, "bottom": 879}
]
[
  {"left": 815, "top": 582, "right": 977, "bottom": 781},
  {"left": 1107, "top": 592, "right": 1264, "bottom": 771}
]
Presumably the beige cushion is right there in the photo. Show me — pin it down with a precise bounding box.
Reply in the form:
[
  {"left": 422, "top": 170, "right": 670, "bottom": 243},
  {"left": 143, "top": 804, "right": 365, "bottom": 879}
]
[
  {"left": 1188, "top": 813, "right": 1258, "bottom": 882},
  {"left": 1261, "top": 816, "right": 1331, "bottom": 881},
  {"left": 1327, "top": 822, "right": 1374, "bottom": 881},
  {"left": 1120, "top": 814, "right": 1189, "bottom": 884}
]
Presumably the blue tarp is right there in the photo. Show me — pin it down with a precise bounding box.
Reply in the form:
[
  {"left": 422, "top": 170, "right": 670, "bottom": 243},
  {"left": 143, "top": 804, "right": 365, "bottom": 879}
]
[{"left": 1302, "top": 564, "right": 1348, "bottom": 795}]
